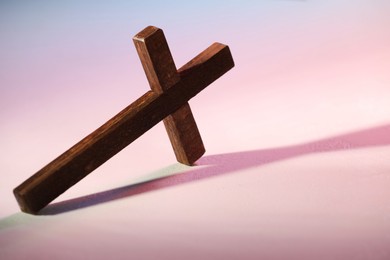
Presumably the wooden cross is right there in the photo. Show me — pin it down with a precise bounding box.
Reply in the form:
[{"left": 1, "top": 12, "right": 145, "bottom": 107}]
[{"left": 13, "top": 26, "right": 234, "bottom": 214}]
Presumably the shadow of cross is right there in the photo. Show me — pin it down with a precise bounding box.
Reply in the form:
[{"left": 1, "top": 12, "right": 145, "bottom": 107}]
[{"left": 13, "top": 25, "right": 235, "bottom": 214}]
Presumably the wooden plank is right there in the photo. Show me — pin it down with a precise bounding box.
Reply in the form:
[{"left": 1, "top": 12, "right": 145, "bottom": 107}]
[
  {"left": 13, "top": 42, "right": 234, "bottom": 214},
  {"left": 162, "top": 103, "right": 204, "bottom": 165},
  {"left": 133, "top": 26, "right": 180, "bottom": 92},
  {"left": 133, "top": 26, "right": 205, "bottom": 165}
]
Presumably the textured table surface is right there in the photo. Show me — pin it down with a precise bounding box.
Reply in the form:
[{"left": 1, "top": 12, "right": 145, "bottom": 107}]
[{"left": 1, "top": 1, "right": 390, "bottom": 259}]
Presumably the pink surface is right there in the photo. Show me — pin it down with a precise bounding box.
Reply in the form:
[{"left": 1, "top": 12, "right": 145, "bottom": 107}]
[{"left": 1, "top": 1, "right": 390, "bottom": 259}]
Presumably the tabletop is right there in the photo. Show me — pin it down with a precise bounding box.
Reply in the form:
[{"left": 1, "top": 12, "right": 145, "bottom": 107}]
[{"left": 1, "top": 1, "right": 390, "bottom": 259}]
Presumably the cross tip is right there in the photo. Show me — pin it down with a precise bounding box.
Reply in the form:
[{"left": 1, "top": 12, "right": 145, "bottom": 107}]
[
  {"left": 213, "top": 42, "right": 235, "bottom": 68},
  {"left": 176, "top": 145, "right": 206, "bottom": 166},
  {"left": 133, "top": 25, "right": 163, "bottom": 42},
  {"left": 13, "top": 188, "right": 37, "bottom": 214}
]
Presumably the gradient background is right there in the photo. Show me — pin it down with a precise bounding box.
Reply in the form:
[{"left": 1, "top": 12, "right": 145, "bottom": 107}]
[{"left": 1, "top": 0, "right": 390, "bottom": 259}]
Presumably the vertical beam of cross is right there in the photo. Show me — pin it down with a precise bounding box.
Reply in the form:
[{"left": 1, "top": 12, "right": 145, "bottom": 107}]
[{"left": 133, "top": 26, "right": 205, "bottom": 165}]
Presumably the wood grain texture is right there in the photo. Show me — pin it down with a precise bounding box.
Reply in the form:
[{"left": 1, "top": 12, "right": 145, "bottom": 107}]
[
  {"left": 13, "top": 28, "right": 234, "bottom": 214},
  {"left": 133, "top": 26, "right": 179, "bottom": 93},
  {"left": 133, "top": 26, "right": 204, "bottom": 165}
]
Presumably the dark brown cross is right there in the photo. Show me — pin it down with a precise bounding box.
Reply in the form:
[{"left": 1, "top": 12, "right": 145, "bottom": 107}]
[{"left": 13, "top": 26, "right": 234, "bottom": 214}]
